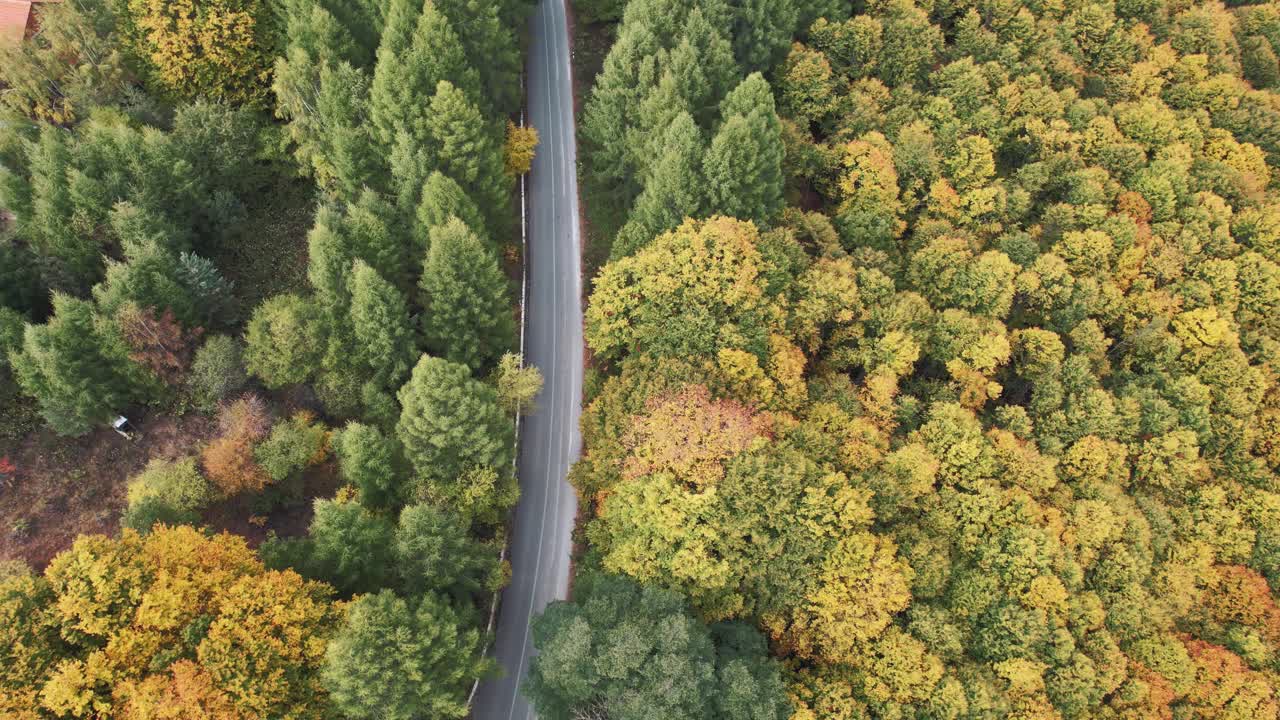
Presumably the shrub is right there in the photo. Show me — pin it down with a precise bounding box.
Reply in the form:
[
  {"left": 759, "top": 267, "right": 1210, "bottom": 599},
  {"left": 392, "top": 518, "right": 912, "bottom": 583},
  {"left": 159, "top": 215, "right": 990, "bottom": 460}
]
[
  {"left": 125, "top": 457, "right": 213, "bottom": 514},
  {"left": 121, "top": 497, "right": 199, "bottom": 534},
  {"left": 187, "top": 335, "right": 247, "bottom": 410},
  {"left": 255, "top": 412, "right": 330, "bottom": 482}
]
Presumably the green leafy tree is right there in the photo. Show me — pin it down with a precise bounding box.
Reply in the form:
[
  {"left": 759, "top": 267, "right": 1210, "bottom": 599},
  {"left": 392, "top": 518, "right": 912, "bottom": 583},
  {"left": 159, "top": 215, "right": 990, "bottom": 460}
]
[
  {"left": 255, "top": 412, "right": 330, "bottom": 482},
  {"left": 322, "top": 590, "right": 493, "bottom": 720},
  {"left": 187, "top": 335, "right": 248, "bottom": 410},
  {"left": 395, "top": 354, "right": 514, "bottom": 490},
  {"left": 125, "top": 456, "right": 214, "bottom": 518},
  {"left": 419, "top": 217, "right": 515, "bottom": 372},
  {"left": 492, "top": 353, "right": 544, "bottom": 415},
  {"left": 244, "top": 294, "right": 323, "bottom": 389}
]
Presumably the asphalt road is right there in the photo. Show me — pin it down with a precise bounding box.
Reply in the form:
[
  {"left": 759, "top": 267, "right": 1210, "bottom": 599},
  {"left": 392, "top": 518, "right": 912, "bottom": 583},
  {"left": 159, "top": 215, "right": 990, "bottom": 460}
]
[{"left": 470, "top": 0, "right": 583, "bottom": 718}]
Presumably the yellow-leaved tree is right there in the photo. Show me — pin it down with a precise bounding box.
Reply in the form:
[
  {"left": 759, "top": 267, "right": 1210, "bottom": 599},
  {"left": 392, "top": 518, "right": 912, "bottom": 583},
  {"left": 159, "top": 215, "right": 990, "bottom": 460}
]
[{"left": 0, "top": 526, "right": 343, "bottom": 719}]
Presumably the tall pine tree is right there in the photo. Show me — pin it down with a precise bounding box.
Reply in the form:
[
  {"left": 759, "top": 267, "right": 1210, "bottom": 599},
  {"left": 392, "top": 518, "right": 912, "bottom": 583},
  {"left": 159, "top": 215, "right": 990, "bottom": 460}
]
[
  {"left": 419, "top": 218, "right": 515, "bottom": 373},
  {"left": 350, "top": 259, "right": 417, "bottom": 389},
  {"left": 369, "top": 0, "right": 479, "bottom": 149},
  {"left": 703, "top": 73, "right": 784, "bottom": 227},
  {"left": 415, "top": 171, "right": 487, "bottom": 253},
  {"left": 615, "top": 112, "right": 707, "bottom": 258},
  {"left": 426, "top": 82, "right": 510, "bottom": 232}
]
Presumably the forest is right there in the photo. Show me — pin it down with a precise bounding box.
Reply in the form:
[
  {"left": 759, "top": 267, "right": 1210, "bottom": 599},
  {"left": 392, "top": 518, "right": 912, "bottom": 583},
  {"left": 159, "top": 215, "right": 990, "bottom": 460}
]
[
  {"left": 0, "top": 0, "right": 538, "bottom": 717},
  {"left": 520, "top": 0, "right": 1280, "bottom": 717}
]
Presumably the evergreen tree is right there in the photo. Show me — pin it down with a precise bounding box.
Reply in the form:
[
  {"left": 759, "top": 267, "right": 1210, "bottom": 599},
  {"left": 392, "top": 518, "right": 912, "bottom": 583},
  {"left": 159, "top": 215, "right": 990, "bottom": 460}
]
[
  {"left": 275, "top": 8, "right": 380, "bottom": 198},
  {"left": 93, "top": 234, "right": 203, "bottom": 329},
  {"left": 581, "top": 0, "right": 738, "bottom": 226},
  {"left": 419, "top": 218, "right": 515, "bottom": 372},
  {"left": 369, "top": 0, "right": 479, "bottom": 149},
  {"left": 394, "top": 503, "right": 501, "bottom": 600},
  {"left": 26, "top": 128, "right": 97, "bottom": 291},
  {"left": 615, "top": 112, "right": 706, "bottom": 258},
  {"left": 304, "top": 498, "right": 395, "bottom": 596},
  {"left": 335, "top": 422, "right": 409, "bottom": 510},
  {"left": 434, "top": 0, "right": 522, "bottom": 113},
  {"left": 345, "top": 189, "right": 410, "bottom": 289},
  {"left": 10, "top": 295, "right": 142, "bottom": 436},
  {"left": 349, "top": 260, "right": 417, "bottom": 389},
  {"left": 306, "top": 204, "right": 359, "bottom": 374},
  {"left": 395, "top": 355, "right": 514, "bottom": 489},
  {"left": 309, "top": 0, "right": 387, "bottom": 66},
  {"left": 726, "top": 0, "right": 798, "bottom": 73},
  {"left": 526, "top": 574, "right": 791, "bottom": 720},
  {"left": 426, "top": 82, "right": 510, "bottom": 232},
  {"left": 415, "top": 171, "right": 487, "bottom": 252},
  {"left": 322, "top": 590, "right": 492, "bottom": 720},
  {"left": 704, "top": 73, "right": 784, "bottom": 227},
  {"left": 318, "top": 63, "right": 382, "bottom": 200}
]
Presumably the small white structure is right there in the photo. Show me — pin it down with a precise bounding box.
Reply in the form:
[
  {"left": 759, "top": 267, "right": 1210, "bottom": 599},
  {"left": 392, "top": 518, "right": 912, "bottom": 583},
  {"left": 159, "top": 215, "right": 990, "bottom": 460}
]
[{"left": 111, "top": 416, "right": 136, "bottom": 440}]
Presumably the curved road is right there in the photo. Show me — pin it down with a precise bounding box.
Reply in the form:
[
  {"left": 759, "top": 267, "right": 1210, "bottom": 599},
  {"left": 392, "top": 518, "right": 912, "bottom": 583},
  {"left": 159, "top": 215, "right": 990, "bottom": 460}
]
[{"left": 472, "top": 0, "right": 583, "bottom": 718}]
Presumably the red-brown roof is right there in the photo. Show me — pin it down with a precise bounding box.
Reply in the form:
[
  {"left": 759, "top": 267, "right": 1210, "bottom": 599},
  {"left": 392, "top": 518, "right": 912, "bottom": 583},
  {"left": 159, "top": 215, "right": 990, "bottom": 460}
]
[{"left": 0, "top": 0, "right": 32, "bottom": 45}]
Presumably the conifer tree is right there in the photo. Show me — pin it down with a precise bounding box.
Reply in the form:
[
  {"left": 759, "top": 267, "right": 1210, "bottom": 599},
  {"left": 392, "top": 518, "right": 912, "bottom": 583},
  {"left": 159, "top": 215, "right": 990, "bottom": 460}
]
[
  {"left": 394, "top": 503, "right": 501, "bottom": 600},
  {"left": 350, "top": 260, "right": 417, "bottom": 390},
  {"left": 369, "top": 0, "right": 479, "bottom": 149},
  {"left": 395, "top": 355, "right": 514, "bottom": 488},
  {"left": 274, "top": 7, "right": 380, "bottom": 197},
  {"left": 345, "top": 189, "right": 409, "bottom": 288},
  {"left": 434, "top": 0, "right": 522, "bottom": 113},
  {"left": 615, "top": 113, "right": 707, "bottom": 258},
  {"left": 426, "top": 82, "right": 510, "bottom": 231},
  {"left": 10, "top": 295, "right": 141, "bottom": 436},
  {"left": 319, "top": 63, "right": 382, "bottom": 200},
  {"left": 415, "top": 171, "right": 487, "bottom": 252},
  {"left": 307, "top": 0, "right": 387, "bottom": 66},
  {"left": 322, "top": 590, "right": 492, "bottom": 720},
  {"left": 335, "top": 422, "right": 409, "bottom": 510},
  {"left": 307, "top": 205, "right": 359, "bottom": 372},
  {"left": 704, "top": 73, "right": 784, "bottom": 227},
  {"left": 419, "top": 218, "right": 515, "bottom": 373},
  {"left": 26, "top": 128, "right": 95, "bottom": 290},
  {"left": 726, "top": 0, "right": 797, "bottom": 72}
]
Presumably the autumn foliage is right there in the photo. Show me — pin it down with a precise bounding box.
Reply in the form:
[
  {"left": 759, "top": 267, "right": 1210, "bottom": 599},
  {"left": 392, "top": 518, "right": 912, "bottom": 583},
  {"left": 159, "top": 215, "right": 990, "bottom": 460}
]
[
  {"left": 0, "top": 526, "right": 342, "bottom": 719},
  {"left": 201, "top": 394, "right": 272, "bottom": 496},
  {"left": 118, "top": 305, "right": 203, "bottom": 386}
]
